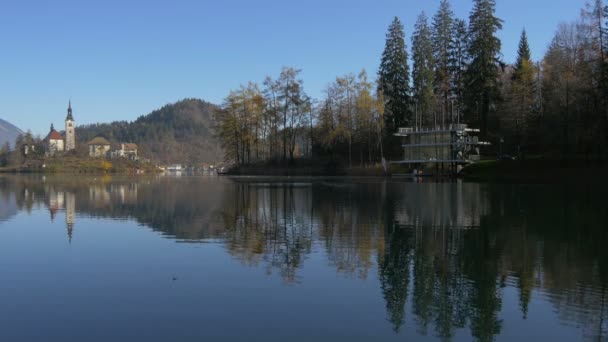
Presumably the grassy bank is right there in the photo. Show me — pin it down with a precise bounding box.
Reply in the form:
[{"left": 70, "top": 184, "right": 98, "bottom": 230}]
[
  {"left": 1, "top": 156, "right": 159, "bottom": 175},
  {"left": 461, "top": 159, "right": 608, "bottom": 181}
]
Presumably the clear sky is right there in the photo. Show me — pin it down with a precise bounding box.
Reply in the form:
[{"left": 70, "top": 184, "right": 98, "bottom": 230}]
[{"left": 0, "top": 0, "right": 586, "bottom": 136}]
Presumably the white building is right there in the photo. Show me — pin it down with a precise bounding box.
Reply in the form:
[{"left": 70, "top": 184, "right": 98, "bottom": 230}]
[
  {"left": 87, "top": 136, "right": 111, "bottom": 157},
  {"left": 112, "top": 143, "right": 138, "bottom": 160},
  {"left": 45, "top": 124, "right": 64, "bottom": 155}
]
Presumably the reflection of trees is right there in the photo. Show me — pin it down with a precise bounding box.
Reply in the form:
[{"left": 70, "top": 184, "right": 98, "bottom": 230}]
[
  {"left": 2, "top": 176, "right": 608, "bottom": 341},
  {"left": 379, "top": 224, "right": 412, "bottom": 332},
  {"left": 217, "top": 182, "right": 315, "bottom": 283},
  {"left": 462, "top": 227, "right": 503, "bottom": 342},
  {"left": 316, "top": 182, "right": 386, "bottom": 279}
]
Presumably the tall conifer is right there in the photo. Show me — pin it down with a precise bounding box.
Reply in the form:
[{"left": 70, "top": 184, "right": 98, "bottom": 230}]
[
  {"left": 449, "top": 19, "right": 469, "bottom": 119},
  {"left": 412, "top": 12, "right": 436, "bottom": 127},
  {"left": 432, "top": 0, "right": 455, "bottom": 121},
  {"left": 465, "top": 0, "right": 503, "bottom": 137},
  {"left": 378, "top": 17, "right": 411, "bottom": 133}
]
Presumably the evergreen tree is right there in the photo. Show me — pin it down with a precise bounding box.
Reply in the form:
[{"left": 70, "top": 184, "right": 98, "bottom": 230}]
[
  {"left": 378, "top": 17, "right": 411, "bottom": 133},
  {"left": 432, "top": 0, "right": 455, "bottom": 122},
  {"left": 509, "top": 29, "right": 536, "bottom": 154},
  {"left": 449, "top": 18, "right": 469, "bottom": 121},
  {"left": 604, "top": 5, "right": 608, "bottom": 104},
  {"left": 514, "top": 29, "right": 531, "bottom": 73},
  {"left": 464, "top": 0, "right": 503, "bottom": 137},
  {"left": 0, "top": 142, "right": 9, "bottom": 167},
  {"left": 412, "top": 12, "right": 436, "bottom": 127}
]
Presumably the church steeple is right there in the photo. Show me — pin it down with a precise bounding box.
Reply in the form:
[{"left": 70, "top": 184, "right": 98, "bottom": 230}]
[
  {"left": 65, "top": 100, "right": 76, "bottom": 151},
  {"left": 66, "top": 100, "right": 74, "bottom": 121}
]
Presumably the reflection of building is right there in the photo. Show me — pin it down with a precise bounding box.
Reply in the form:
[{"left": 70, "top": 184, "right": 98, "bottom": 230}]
[
  {"left": 65, "top": 191, "right": 75, "bottom": 242},
  {"left": 48, "top": 188, "right": 65, "bottom": 220},
  {"left": 393, "top": 182, "right": 489, "bottom": 229},
  {"left": 46, "top": 187, "right": 77, "bottom": 242},
  {"left": 112, "top": 183, "right": 138, "bottom": 204},
  {"left": 89, "top": 185, "right": 111, "bottom": 206}
]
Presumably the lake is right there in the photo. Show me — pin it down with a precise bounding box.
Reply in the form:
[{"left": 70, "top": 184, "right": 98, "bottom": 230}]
[{"left": 0, "top": 174, "right": 606, "bottom": 341}]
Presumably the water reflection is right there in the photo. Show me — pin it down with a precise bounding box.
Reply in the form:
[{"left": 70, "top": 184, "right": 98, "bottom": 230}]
[{"left": 0, "top": 175, "right": 606, "bottom": 341}]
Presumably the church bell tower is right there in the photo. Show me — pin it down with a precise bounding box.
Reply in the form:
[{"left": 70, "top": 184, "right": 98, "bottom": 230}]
[{"left": 65, "top": 100, "right": 76, "bottom": 151}]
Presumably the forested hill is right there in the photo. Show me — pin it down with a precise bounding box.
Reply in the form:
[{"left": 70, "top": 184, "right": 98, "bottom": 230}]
[{"left": 76, "top": 99, "right": 222, "bottom": 164}]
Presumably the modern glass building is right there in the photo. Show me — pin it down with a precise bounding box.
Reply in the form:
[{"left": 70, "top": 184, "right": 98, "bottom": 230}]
[{"left": 391, "top": 124, "right": 489, "bottom": 174}]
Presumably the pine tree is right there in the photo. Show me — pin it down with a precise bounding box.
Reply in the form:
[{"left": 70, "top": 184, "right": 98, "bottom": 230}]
[
  {"left": 514, "top": 30, "right": 531, "bottom": 73},
  {"left": 412, "top": 12, "right": 436, "bottom": 127},
  {"left": 432, "top": 0, "right": 455, "bottom": 123},
  {"left": 604, "top": 5, "right": 608, "bottom": 103},
  {"left": 378, "top": 17, "right": 411, "bottom": 134},
  {"left": 465, "top": 0, "right": 503, "bottom": 137},
  {"left": 599, "top": 3, "right": 608, "bottom": 111},
  {"left": 449, "top": 19, "right": 469, "bottom": 121},
  {"left": 509, "top": 29, "right": 536, "bottom": 152}
]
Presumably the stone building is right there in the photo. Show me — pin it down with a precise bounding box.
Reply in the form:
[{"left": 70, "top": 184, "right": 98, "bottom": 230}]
[
  {"left": 87, "top": 136, "right": 111, "bottom": 157},
  {"left": 45, "top": 124, "right": 64, "bottom": 155}
]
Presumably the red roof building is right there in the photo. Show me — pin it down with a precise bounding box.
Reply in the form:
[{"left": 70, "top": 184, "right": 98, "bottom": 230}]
[{"left": 47, "top": 130, "right": 63, "bottom": 141}]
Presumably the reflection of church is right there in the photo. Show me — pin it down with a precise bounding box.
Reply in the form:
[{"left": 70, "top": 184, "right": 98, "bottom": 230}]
[
  {"left": 65, "top": 192, "right": 75, "bottom": 242},
  {"left": 45, "top": 182, "right": 141, "bottom": 243},
  {"left": 47, "top": 188, "right": 76, "bottom": 242}
]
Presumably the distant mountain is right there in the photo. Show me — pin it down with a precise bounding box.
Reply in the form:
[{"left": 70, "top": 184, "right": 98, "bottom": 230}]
[
  {"left": 0, "top": 119, "right": 24, "bottom": 149},
  {"left": 76, "top": 99, "right": 223, "bottom": 164}
]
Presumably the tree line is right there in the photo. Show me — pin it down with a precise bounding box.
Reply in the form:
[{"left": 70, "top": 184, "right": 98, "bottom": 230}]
[{"left": 215, "top": 0, "right": 608, "bottom": 167}]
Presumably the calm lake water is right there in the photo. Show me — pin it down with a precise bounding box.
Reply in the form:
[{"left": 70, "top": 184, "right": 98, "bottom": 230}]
[{"left": 0, "top": 175, "right": 606, "bottom": 341}]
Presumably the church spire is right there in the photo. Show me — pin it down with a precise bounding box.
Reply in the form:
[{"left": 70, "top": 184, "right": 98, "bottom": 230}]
[
  {"left": 66, "top": 100, "right": 74, "bottom": 121},
  {"left": 65, "top": 100, "right": 76, "bottom": 151}
]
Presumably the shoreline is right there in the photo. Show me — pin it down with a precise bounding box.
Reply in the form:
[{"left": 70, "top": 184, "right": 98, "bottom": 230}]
[
  {"left": 225, "top": 159, "right": 608, "bottom": 182},
  {"left": 5, "top": 159, "right": 607, "bottom": 182}
]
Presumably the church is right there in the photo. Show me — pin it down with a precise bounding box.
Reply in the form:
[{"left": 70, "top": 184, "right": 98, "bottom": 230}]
[{"left": 45, "top": 101, "right": 76, "bottom": 155}]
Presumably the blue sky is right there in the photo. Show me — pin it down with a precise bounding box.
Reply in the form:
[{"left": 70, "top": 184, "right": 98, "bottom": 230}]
[{"left": 0, "top": 0, "right": 585, "bottom": 136}]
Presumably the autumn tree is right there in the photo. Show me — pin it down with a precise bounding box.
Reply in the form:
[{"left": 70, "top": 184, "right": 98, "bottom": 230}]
[
  {"left": 354, "top": 69, "right": 376, "bottom": 164},
  {"left": 336, "top": 73, "right": 356, "bottom": 167},
  {"left": 539, "top": 2, "right": 608, "bottom": 159},
  {"left": 263, "top": 76, "right": 281, "bottom": 161},
  {"left": 317, "top": 84, "right": 341, "bottom": 159},
  {"left": 275, "top": 67, "right": 309, "bottom": 162}
]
